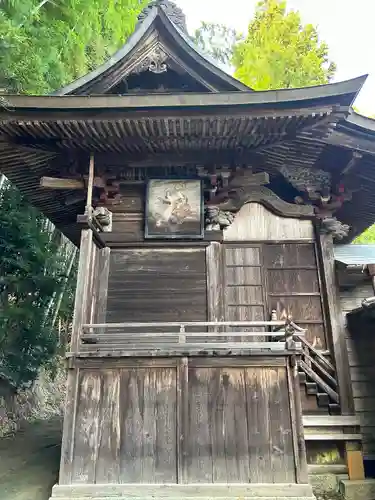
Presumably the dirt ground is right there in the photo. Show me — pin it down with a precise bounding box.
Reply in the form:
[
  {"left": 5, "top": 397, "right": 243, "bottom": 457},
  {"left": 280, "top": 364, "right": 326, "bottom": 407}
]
[
  {"left": 0, "top": 417, "right": 343, "bottom": 500},
  {"left": 0, "top": 418, "right": 61, "bottom": 500}
]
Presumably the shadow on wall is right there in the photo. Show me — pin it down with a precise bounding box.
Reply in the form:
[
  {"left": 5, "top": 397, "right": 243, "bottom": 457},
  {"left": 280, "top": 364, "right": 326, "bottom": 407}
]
[{"left": 0, "top": 418, "right": 62, "bottom": 500}]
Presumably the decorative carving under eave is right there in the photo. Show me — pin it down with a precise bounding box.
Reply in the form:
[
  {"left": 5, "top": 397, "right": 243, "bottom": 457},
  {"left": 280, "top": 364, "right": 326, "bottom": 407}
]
[
  {"left": 319, "top": 217, "right": 350, "bottom": 241},
  {"left": 206, "top": 168, "right": 313, "bottom": 218},
  {"left": 205, "top": 206, "right": 235, "bottom": 231},
  {"left": 278, "top": 165, "right": 353, "bottom": 240},
  {"left": 133, "top": 46, "right": 169, "bottom": 75},
  {"left": 293, "top": 180, "right": 352, "bottom": 240},
  {"left": 93, "top": 207, "right": 113, "bottom": 233}
]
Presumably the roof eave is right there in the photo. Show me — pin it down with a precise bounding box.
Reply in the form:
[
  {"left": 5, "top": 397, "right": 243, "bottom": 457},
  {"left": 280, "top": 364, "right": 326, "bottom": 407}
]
[{"left": 1, "top": 75, "right": 368, "bottom": 115}]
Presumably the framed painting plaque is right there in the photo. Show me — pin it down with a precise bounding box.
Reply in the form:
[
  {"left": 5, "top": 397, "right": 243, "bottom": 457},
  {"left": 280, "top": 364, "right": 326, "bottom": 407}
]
[{"left": 145, "top": 179, "right": 204, "bottom": 239}]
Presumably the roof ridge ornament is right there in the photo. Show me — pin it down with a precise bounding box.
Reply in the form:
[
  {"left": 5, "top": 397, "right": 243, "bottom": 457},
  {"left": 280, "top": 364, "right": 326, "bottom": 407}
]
[
  {"left": 137, "top": 0, "right": 188, "bottom": 34},
  {"left": 133, "top": 45, "right": 169, "bottom": 74}
]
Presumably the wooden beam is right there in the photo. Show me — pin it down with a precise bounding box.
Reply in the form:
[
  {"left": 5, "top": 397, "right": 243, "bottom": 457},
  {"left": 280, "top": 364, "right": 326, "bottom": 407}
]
[
  {"left": 304, "top": 434, "right": 362, "bottom": 441},
  {"left": 40, "top": 176, "right": 84, "bottom": 190},
  {"left": 317, "top": 232, "right": 355, "bottom": 414},
  {"left": 40, "top": 175, "right": 106, "bottom": 191},
  {"left": 345, "top": 442, "right": 365, "bottom": 480},
  {"left": 86, "top": 153, "right": 94, "bottom": 213},
  {"left": 303, "top": 415, "right": 360, "bottom": 427}
]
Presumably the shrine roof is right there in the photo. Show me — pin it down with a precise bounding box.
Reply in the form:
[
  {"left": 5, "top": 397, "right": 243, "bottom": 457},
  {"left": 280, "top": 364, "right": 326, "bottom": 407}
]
[{"left": 1, "top": 76, "right": 375, "bottom": 244}]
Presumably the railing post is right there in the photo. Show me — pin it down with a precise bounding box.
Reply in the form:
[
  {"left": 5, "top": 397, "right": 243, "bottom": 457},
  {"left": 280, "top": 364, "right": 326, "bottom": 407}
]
[{"left": 69, "top": 229, "right": 93, "bottom": 354}]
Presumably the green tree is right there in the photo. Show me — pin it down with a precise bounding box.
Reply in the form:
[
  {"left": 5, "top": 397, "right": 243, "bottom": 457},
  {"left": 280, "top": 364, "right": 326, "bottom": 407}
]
[
  {"left": 0, "top": 0, "right": 148, "bottom": 94},
  {"left": 0, "top": 181, "right": 76, "bottom": 390},
  {"left": 233, "top": 0, "right": 336, "bottom": 90},
  {"left": 353, "top": 226, "right": 375, "bottom": 244},
  {"left": 192, "top": 22, "right": 239, "bottom": 67},
  {"left": 0, "top": 0, "right": 147, "bottom": 391}
]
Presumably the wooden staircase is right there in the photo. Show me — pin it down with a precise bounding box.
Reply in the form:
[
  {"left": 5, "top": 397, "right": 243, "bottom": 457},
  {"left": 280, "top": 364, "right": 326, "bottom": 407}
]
[{"left": 297, "top": 336, "right": 340, "bottom": 415}]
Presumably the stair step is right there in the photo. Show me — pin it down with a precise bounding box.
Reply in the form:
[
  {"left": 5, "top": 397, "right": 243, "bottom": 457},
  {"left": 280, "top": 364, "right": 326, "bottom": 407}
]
[
  {"left": 299, "top": 371, "right": 307, "bottom": 384},
  {"left": 317, "top": 393, "right": 330, "bottom": 407},
  {"left": 329, "top": 403, "right": 341, "bottom": 415},
  {"left": 306, "top": 382, "right": 318, "bottom": 395}
]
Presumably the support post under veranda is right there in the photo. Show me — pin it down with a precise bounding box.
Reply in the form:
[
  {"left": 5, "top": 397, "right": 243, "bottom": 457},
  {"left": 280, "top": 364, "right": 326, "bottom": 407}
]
[{"left": 58, "top": 154, "right": 96, "bottom": 484}]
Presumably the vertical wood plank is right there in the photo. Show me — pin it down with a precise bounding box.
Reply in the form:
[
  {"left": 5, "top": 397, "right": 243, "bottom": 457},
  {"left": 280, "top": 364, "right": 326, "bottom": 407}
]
[
  {"left": 71, "top": 371, "right": 102, "bottom": 484},
  {"left": 209, "top": 368, "right": 250, "bottom": 482},
  {"left": 59, "top": 367, "right": 80, "bottom": 485},
  {"left": 318, "top": 232, "right": 354, "bottom": 414},
  {"left": 286, "top": 360, "right": 301, "bottom": 484},
  {"left": 155, "top": 369, "right": 177, "bottom": 483},
  {"left": 70, "top": 229, "right": 93, "bottom": 353},
  {"left": 87, "top": 244, "right": 98, "bottom": 324},
  {"left": 95, "top": 370, "right": 121, "bottom": 483},
  {"left": 268, "top": 367, "right": 295, "bottom": 483},
  {"left": 206, "top": 242, "right": 224, "bottom": 327},
  {"left": 120, "top": 368, "right": 143, "bottom": 482},
  {"left": 246, "top": 367, "right": 272, "bottom": 482},
  {"left": 96, "top": 247, "right": 111, "bottom": 328},
  {"left": 187, "top": 367, "right": 213, "bottom": 482},
  {"left": 177, "top": 358, "right": 188, "bottom": 484},
  {"left": 290, "top": 359, "right": 309, "bottom": 483},
  {"left": 119, "top": 367, "right": 177, "bottom": 484}
]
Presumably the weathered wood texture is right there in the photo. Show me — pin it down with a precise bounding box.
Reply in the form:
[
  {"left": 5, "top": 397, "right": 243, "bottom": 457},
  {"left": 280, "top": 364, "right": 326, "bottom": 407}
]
[
  {"left": 340, "top": 280, "right": 375, "bottom": 459},
  {"left": 223, "top": 243, "right": 327, "bottom": 349},
  {"left": 206, "top": 242, "right": 224, "bottom": 326},
  {"left": 105, "top": 248, "right": 207, "bottom": 327},
  {"left": 318, "top": 234, "right": 353, "bottom": 415},
  {"left": 224, "top": 203, "right": 314, "bottom": 241},
  {"left": 60, "top": 357, "right": 302, "bottom": 486}
]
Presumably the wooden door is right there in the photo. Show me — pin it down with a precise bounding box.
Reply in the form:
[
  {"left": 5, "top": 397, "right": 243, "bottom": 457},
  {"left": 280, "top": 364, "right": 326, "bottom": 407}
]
[
  {"left": 264, "top": 243, "right": 327, "bottom": 349},
  {"left": 224, "top": 245, "right": 267, "bottom": 339},
  {"left": 223, "top": 243, "right": 327, "bottom": 348}
]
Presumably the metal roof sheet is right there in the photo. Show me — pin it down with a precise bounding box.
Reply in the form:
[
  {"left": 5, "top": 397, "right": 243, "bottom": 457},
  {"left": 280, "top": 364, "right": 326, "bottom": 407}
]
[{"left": 334, "top": 244, "right": 375, "bottom": 265}]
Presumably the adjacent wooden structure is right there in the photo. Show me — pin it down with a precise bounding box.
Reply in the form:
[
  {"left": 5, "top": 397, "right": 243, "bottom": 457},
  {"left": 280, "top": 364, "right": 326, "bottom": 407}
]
[{"left": 2, "top": 1, "right": 375, "bottom": 498}]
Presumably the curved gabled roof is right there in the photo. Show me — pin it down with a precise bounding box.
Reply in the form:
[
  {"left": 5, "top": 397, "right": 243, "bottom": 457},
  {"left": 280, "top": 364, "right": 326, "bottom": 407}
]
[{"left": 52, "top": 2, "right": 249, "bottom": 96}]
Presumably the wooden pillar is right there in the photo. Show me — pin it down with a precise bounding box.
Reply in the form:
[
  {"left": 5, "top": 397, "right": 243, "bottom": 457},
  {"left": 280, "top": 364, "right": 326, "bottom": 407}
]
[
  {"left": 317, "top": 232, "right": 354, "bottom": 415},
  {"left": 346, "top": 441, "right": 365, "bottom": 480},
  {"left": 59, "top": 228, "right": 93, "bottom": 484},
  {"left": 205, "top": 242, "right": 224, "bottom": 326},
  {"left": 317, "top": 233, "right": 366, "bottom": 480},
  {"left": 367, "top": 263, "right": 375, "bottom": 294}
]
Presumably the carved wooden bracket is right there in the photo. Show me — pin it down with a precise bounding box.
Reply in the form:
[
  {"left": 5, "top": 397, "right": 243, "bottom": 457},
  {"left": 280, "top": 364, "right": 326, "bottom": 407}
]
[{"left": 205, "top": 168, "right": 313, "bottom": 219}]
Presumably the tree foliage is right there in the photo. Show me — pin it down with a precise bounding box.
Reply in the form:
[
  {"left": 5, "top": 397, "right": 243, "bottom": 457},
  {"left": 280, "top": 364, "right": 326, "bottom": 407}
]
[
  {"left": 0, "top": 0, "right": 147, "bottom": 390},
  {"left": 353, "top": 226, "right": 375, "bottom": 244},
  {"left": 192, "top": 22, "right": 239, "bottom": 67},
  {"left": 0, "top": 0, "right": 148, "bottom": 94},
  {"left": 232, "top": 0, "right": 336, "bottom": 90},
  {"left": 0, "top": 181, "right": 77, "bottom": 390}
]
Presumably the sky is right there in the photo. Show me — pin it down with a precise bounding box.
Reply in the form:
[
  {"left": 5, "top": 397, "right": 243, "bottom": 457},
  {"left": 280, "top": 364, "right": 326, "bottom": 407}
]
[{"left": 176, "top": 0, "right": 375, "bottom": 116}]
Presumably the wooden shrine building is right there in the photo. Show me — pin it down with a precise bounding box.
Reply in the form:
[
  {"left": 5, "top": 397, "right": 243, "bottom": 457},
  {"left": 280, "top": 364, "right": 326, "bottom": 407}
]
[{"left": 2, "top": 2, "right": 375, "bottom": 499}]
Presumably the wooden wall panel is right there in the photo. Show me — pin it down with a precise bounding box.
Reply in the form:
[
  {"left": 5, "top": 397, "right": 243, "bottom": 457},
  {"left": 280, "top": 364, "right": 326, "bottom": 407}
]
[
  {"left": 264, "top": 244, "right": 327, "bottom": 349},
  {"left": 64, "top": 359, "right": 300, "bottom": 486},
  {"left": 340, "top": 282, "right": 375, "bottom": 459},
  {"left": 186, "top": 364, "right": 296, "bottom": 483},
  {"left": 71, "top": 366, "right": 177, "bottom": 484},
  {"left": 223, "top": 242, "right": 326, "bottom": 347},
  {"left": 106, "top": 248, "right": 207, "bottom": 326},
  {"left": 224, "top": 246, "right": 266, "bottom": 337},
  {"left": 224, "top": 203, "right": 313, "bottom": 241}
]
